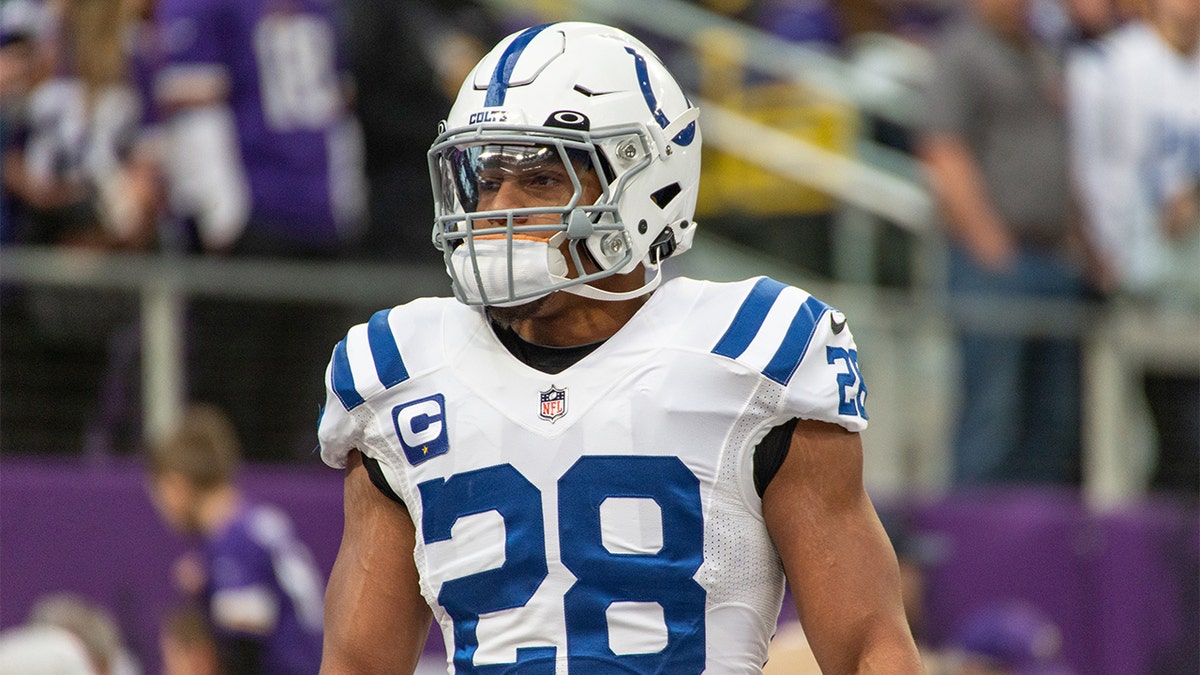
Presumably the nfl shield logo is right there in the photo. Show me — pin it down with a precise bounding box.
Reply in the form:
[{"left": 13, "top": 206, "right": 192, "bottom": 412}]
[{"left": 539, "top": 385, "right": 567, "bottom": 422}]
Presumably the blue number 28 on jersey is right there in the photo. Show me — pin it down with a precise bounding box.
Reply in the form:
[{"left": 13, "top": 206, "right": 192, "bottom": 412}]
[{"left": 417, "top": 456, "right": 706, "bottom": 673}]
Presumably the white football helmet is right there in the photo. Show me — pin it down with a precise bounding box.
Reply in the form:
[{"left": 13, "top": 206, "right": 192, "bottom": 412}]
[{"left": 428, "top": 21, "right": 701, "bottom": 306}]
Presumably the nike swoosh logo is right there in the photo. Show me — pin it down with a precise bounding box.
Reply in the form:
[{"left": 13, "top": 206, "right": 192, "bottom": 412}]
[{"left": 830, "top": 313, "right": 847, "bottom": 335}]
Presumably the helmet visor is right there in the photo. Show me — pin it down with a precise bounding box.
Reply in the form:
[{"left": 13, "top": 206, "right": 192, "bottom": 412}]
[{"left": 438, "top": 142, "right": 599, "bottom": 216}]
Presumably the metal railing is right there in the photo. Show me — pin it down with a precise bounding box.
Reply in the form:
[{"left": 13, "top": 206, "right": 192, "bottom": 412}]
[{"left": 4, "top": 243, "right": 1196, "bottom": 507}]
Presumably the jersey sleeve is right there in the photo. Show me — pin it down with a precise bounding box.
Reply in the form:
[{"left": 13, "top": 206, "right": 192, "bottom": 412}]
[
  {"left": 317, "top": 306, "right": 416, "bottom": 470},
  {"left": 709, "top": 277, "right": 868, "bottom": 433},
  {"left": 317, "top": 354, "right": 360, "bottom": 469},
  {"left": 780, "top": 304, "right": 868, "bottom": 432}
]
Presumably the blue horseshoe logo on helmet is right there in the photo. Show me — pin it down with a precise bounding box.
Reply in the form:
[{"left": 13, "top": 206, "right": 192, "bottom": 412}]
[{"left": 625, "top": 47, "right": 696, "bottom": 146}]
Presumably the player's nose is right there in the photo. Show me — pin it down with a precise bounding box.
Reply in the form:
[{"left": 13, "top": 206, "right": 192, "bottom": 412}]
[{"left": 484, "top": 178, "right": 531, "bottom": 224}]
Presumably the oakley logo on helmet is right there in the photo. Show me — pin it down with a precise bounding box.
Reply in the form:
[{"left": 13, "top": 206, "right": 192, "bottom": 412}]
[{"left": 544, "top": 110, "right": 590, "bottom": 131}]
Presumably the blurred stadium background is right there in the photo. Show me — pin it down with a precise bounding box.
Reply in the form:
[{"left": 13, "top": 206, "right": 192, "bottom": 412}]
[{"left": 1, "top": 0, "right": 1196, "bottom": 673}]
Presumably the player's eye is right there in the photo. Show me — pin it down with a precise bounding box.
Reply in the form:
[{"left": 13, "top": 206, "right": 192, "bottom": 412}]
[
  {"left": 476, "top": 172, "right": 504, "bottom": 194},
  {"left": 524, "top": 171, "right": 564, "bottom": 188}
]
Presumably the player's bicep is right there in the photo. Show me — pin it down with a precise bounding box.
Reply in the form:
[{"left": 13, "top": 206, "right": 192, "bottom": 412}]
[
  {"left": 762, "top": 420, "right": 915, "bottom": 674},
  {"left": 321, "top": 450, "right": 430, "bottom": 675}
]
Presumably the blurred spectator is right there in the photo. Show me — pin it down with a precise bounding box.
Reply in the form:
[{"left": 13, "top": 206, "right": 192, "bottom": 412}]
[
  {"left": 831, "top": 0, "right": 952, "bottom": 43},
  {"left": 153, "top": 0, "right": 364, "bottom": 256},
  {"left": 0, "top": 623, "right": 97, "bottom": 674},
  {"left": 1062, "top": 0, "right": 1122, "bottom": 42},
  {"left": 946, "top": 600, "right": 1074, "bottom": 675},
  {"left": 338, "top": 0, "right": 493, "bottom": 264},
  {"left": 146, "top": 403, "right": 324, "bottom": 674},
  {"left": 0, "top": 0, "right": 159, "bottom": 459},
  {"left": 918, "top": 0, "right": 1088, "bottom": 486},
  {"left": 0, "top": 592, "right": 141, "bottom": 675},
  {"left": 152, "top": 0, "right": 365, "bottom": 460},
  {"left": 159, "top": 604, "right": 220, "bottom": 675},
  {"left": 4, "top": 0, "right": 157, "bottom": 251},
  {"left": 754, "top": 0, "right": 845, "bottom": 50},
  {"left": 1068, "top": 0, "right": 1199, "bottom": 494},
  {"left": 0, "top": 0, "right": 47, "bottom": 245}
]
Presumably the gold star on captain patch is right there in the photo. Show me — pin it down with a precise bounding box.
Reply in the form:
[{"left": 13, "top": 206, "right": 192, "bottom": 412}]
[{"left": 422, "top": 446, "right": 429, "bottom": 454}]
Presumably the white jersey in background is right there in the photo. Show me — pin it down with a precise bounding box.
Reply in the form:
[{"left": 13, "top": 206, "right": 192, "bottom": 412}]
[
  {"left": 318, "top": 276, "right": 869, "bottom": 674},
  {"left": 1068, "top": 22, "right": 1200, "bottom": 302}
]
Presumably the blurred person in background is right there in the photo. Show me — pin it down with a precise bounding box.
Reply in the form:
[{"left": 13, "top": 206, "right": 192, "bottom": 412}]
[
  {"left": 3, "top": 0, "right": 158, "bottom": 251},
  {"left": 1062, "top": 0, "right": 1123, "bottom": 42},
  {"left": 159, "top": 604, "right": 221, "bottom": 675},
  {"left": 918, "top": 0, "right": 1089, "bottom": 487},
  {"left": 152, "top": 0, "right": 366, "bottom": 461},
  {"left": 1068, "top": 0, "right": 1199, "bottom": 495},
  {"left": 146, "top": 403, "right": 325, "bottom": 675},
  {"left": 754, "top": 0, "right": 845, "bottom": 50},
  {"left": 0, "top": 0, "right": 47, "bottom": 245},
  {"left": 0, "top": 592, "right": 141, "bottom": 675},
  {"left": 0, "top": 0, "right": 163, "bottom": 458},
  {"left": 945, "top": 600, "right": 1074, "bottom": 675}
]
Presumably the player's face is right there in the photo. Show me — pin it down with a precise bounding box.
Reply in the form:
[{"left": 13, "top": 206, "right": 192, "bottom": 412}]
[{"left": 470, "top": 144, "right": 602, "bottom": 235}]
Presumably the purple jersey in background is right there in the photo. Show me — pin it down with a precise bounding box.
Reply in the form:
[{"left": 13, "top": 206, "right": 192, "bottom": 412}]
[
  {"left": 202, "top": 501, "right": 324, "bottom": 674},
  {"left": 154, "top": 0, "right": 363, "bottom": 249}
]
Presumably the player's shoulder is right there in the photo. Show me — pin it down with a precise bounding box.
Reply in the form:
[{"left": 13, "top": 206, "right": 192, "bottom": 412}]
[
  {"left": 326, "top": 296, "right": 470, "bottom": 412},
  {"left": 664, "top": 276, "right": 846, "bottom": 384}
]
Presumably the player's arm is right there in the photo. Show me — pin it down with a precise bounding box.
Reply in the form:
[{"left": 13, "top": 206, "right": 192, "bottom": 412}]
[
  {"left": 321, "top": 449, "right": 431, "bottom": 674},
  {"left": 763, "top": 419, "right": 923, "bottom": 674}
]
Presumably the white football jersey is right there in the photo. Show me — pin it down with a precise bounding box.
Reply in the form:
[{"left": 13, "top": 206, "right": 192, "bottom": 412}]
[
  {"left": 319, "top": 276, "right": 869, "bottom": 674},
  {"left": 1068, "top": 23, "right": 1200, "bottom": 296}
]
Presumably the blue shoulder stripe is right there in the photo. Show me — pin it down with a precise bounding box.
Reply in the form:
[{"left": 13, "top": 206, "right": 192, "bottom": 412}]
[
  {"left": 367, "top": 309, "right": 409, "bottom": 388},
  {"left": 712, "top": 277, "right": 787, "bottom": 359},
  {"left": 762, "top": 295, "right": 830, "bottom": 385},
  {"left": 330, "top": 310, "right": 410, "bottom": 412},
  {"left": 485, "top": 23, "right": 552, "bottom": 107},
  {"left": 331, "top": 338, "right": 364, "bottom": 411}
]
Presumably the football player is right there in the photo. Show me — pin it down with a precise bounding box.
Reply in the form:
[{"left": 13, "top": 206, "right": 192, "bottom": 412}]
[{"left": 318, "top": 22, "right": 922, "bottom": 674}]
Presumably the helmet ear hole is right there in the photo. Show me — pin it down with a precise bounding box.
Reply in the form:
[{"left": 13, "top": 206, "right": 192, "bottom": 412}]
[{"left": 650, "top": 183, "right": 682, "bottom": 209}]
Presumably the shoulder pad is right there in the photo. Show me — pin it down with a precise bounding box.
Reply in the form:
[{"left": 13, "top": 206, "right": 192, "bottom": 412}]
[{"left": 710, "top": 277, "right": 833, "bottom": 386}]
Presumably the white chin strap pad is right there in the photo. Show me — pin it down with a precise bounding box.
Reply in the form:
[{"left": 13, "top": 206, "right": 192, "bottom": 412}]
[{"left": 563, "top": 264, "right": 663, "bottom": 301}]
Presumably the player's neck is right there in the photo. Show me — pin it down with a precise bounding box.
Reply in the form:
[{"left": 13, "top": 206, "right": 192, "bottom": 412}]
[
  {"left": 508, "top": 292, "right": 649, "bottom": 347},
  {"left": 196, "top": 486, "right": 242, "bottom": 535}
]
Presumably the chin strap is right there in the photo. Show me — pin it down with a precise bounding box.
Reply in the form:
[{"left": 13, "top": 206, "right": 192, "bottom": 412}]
[{"left": 563, "top": 264, "right": 662, "bottom": 301}]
